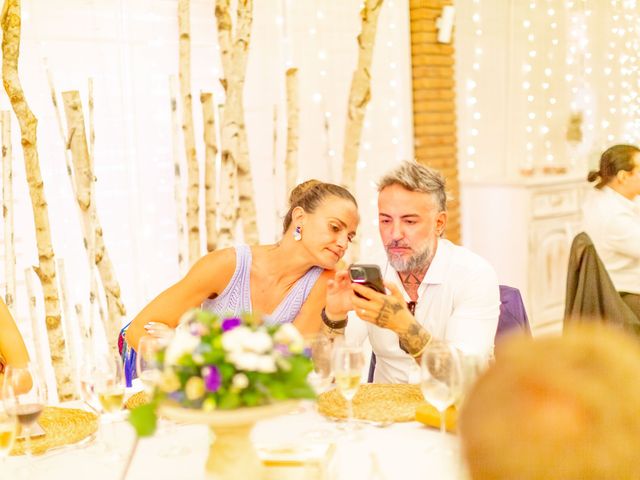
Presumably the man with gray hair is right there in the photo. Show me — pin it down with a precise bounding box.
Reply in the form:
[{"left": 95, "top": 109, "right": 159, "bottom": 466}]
[{"left": 323, "top": 161, "right": 500, "bottom": 383}]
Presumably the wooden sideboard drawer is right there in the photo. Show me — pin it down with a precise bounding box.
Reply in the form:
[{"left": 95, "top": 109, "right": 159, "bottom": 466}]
[{"left": 531, "top": 188, "right": 580, "bottom": 218}]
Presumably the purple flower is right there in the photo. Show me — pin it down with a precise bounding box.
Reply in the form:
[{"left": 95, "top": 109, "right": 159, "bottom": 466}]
[
  {"left": 275, "top": 344, "right": 291, "bottom": 357},
  {"left": 221, "top": 317, "right": 242, "bottom": 332},
  {"left": 203, "top": 365, "right": 222, "bottom": 392}
]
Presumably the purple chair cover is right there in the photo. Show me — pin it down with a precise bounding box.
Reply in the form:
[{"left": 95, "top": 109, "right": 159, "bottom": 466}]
[
  {"left": 496, "top": 285, "right": 531, "bottom": 340},
  {"left": 367, "top": 285, "right": 530, "bottom": 382},
  {"left": 118, "top": 322, "right": 137, "bottom": 388}
]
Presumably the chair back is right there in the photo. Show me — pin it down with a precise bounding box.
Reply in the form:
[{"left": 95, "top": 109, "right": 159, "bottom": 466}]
[
  {"left": 496, "top": 285, "right": 531, "bottom": 341},
  {"left": 118, "top": 322, "right": 137, "bottom": 387},
  {"left": 564, "top": 232, "right": 640, "bottom": 333}
]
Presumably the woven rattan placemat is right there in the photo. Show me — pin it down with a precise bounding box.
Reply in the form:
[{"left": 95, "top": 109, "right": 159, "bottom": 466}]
[
  {"left": 11, "top": 406, "right": 98, "bottom": 456},
  {"left": 124, "top": 391, "right": 151, "bottom": 410},
  {"left": 317, "top": 383, "right": 426, "bottom": 423}
]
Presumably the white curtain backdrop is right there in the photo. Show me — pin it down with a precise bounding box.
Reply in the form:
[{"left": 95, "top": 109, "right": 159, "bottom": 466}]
[{"left": 0, "top": 0, "right": 414, "bottom": 373}]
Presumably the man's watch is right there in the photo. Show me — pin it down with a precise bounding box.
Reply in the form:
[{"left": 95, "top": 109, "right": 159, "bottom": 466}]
[{"left": 321, "top": 307, "right": 348, "bottom": 330}]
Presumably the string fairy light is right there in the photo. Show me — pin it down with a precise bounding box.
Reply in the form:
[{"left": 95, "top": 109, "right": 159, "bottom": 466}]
[
  {"left": 541, "top": 0, "right": 558, "bottom": 172},
  {"left": 464, "top": 0, "right": 483, "bottom": 170},
  {"left": 521, "top": 0, "right": 538, "bottom": 175},
  {"left": 620, "top": 0, "right": 638, "bottom": 143},
  {"left": 565, "top": 0, "right": 594, "bottom": 170},
  {"left": 603, "top": 0, "right": 621, "bottom": 145}
]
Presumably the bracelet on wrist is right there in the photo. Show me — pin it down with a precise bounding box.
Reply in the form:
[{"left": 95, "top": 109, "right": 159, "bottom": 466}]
[{"left": 321, "top": 307, "right": 348, "bottom": 330}]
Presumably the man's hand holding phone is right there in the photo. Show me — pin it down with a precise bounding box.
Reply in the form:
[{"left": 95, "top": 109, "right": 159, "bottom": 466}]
[{"left": 351, "top": 282, "right": 415, "bottom": 333}]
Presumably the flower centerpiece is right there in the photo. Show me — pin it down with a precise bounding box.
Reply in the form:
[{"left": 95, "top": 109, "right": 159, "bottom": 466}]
[{"left": 129, "top": 310, "right": 315, "bottom": 479}]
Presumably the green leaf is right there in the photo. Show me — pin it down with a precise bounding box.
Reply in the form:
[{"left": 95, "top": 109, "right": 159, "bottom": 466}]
[
  {"left": 218, "top": 391, "right": 241, "bottom": 409},
  {"left": 128, "top": 403, "right": 158, "bottom": 437}
]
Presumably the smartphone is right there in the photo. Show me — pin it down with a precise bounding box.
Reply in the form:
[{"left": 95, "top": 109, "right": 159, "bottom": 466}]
[{"left": 349, "top": 264, "right": 386, "bottom": 298}]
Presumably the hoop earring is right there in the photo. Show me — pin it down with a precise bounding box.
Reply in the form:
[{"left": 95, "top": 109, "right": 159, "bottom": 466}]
[{"left": 293, "top": 225, "right": 302, "bottom": 241}]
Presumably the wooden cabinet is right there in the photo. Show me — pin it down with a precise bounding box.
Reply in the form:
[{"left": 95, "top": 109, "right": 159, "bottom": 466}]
[{"left": 460, "top": 176, "right": 588, "bottom": 336}]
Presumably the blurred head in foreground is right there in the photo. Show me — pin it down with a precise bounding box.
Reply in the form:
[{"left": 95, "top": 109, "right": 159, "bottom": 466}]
[{"left": 459, "top": 325, "right": 640, "bottom": 480}]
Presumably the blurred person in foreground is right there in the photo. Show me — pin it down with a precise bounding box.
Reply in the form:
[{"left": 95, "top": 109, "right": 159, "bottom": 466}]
[
  {"left": 459, "top": 324, "right": 640, "bottom": 480},
  {"left": 583, "top": 144, "right": 640, "bottom": 318}
]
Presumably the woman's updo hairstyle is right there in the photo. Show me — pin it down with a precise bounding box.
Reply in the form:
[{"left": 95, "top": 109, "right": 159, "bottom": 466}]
[
  {"left": 282, "top": 180, "right": 357, "bottom": 234},
  {"left": 588, "top": 144, "right": 640, "bottom": 189}
]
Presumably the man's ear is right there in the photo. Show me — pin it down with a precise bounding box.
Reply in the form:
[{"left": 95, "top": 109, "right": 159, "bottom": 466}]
[
  {"left": 291, "top": 206, "right": 306, "bottom": 225},
  {"left": 436, "top": 211, "right": 447, "bottom": 237}
]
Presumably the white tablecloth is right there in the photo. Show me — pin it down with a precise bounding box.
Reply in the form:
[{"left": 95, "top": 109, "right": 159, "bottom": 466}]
[{"left": 3, "top": 402, "right": 466, "bottom": 480}]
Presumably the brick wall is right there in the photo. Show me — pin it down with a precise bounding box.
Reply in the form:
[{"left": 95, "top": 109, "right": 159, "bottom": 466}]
[{"left": 409, "top": 0, "right": 460, "bottom": 243}]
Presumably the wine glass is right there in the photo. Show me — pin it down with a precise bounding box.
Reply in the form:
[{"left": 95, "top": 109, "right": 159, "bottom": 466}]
[
  {"left": 332, "top": 343, "right": 364, "bottom": 431},
  {"left": 93, "top": 350, "right": 125, "bottom": 456},
  {"left": 136, "top": 335, "right": 167, "bottom": 397},
  {"left": 420, "top": 341, "right": 462, "bottom": 449},
  {"left": 0, "top": 404, "right": 17, "bottom": 465},
  {"left": 306, "top": 334, "right": 334, "bottom": 395},
  {"left": 2, "top": 363, "right": 46, "bottom": 460}
]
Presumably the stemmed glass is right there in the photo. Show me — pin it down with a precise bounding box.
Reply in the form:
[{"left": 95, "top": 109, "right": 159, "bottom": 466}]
[
  {"left": 93, "top": 350, "right": 125, "bottom": 456},
  {"left": 306, "top": 334, "right": 334, "bottom": 395},
  {"left": 332, "top": 343, "right": 364, "bottom": 431},
  {"left": 2, "top": 363, "right": 47, "bottom": 460},
  {"left": 420, "top": 341, "right": 462, "bottom": 449},
  {"left": 136, "top": 335, "right": 167, "bottom": 397},
  {"left": 0, "top": 404, "right": 17, "bottom": 465}
]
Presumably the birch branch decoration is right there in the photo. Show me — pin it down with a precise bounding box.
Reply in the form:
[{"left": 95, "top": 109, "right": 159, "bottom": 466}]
[
  {"left": 46, "top": 66, "right": 108, "bottom": 341},
  {"left": 342, "top": 0, "right": 384, "bottom": 189},
  {"left": 170, "top": 75, "right": 187, "bottom": 273},
  {"left": 215, "top": 1, "right": 238, "bottom": 248},
  {"left": 201, "top": 92, "right": 218, "bottom": 252},
  {"left": 62, "top": 90, "right": 125, "bottom": 352},
  {"left": 88, "top": 78, "right": 95, "bottom": 162},
  {"left": 215, "top": 0, "right": 259, "bottom": 245},
  {"left": 178, "top": 0, "right": 201, "bottom": 266},
  {"left": 24, "top": 267, "right": 49, "bottom": 391},
  {"left": 284, "top": 68, "right": 299, "bottom": 196},
  {"left": 1, "top": 110, "right": 16, "bottom": 316},
  {"left": 234, "top": 0, "right": 258, "bottom": 245},
  {"left": 56, "top": 259, "right": 80, "bottom": 396},
  {"left": 2, "top": 0, "right": 74, "bottom": 400}
]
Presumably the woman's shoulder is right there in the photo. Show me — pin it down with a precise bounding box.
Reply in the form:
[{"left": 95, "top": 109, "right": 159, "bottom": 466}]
[{"left": 184, "top": 246, "right": 238, "bottom": 291}]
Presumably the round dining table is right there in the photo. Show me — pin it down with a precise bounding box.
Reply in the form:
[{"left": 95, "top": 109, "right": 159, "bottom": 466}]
[{"left": 3, "top": 399, "right": 466, "bottom": 480}]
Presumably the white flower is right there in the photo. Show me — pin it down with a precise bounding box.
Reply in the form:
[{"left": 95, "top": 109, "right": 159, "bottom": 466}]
[
  {"left": 256, "top": 355, "right": 277, "bottom": 373},
  {"left": 273, "top": 323, "right": 302, "bottom": 346},
  {"left": 221, "top": 326, "right": 252, "bottom": 353},
  {"left": 232, "top": 373, "right": 249, "bottom": 390},
  {"left": 243, "top": 330, "right": 273, "bottom": 354},
  {"left": 164, "top": 328, "right": 200, "bottom": 365},
  {"left": 288, "top": 339, "right": 304, "bottom": 355},
  {"left": 228, "top": 352, "right": 260, "bottom": 371}
]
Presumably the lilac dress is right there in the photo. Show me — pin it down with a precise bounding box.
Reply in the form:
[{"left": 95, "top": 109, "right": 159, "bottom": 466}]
[
  {"left": 119, "top": 245, "right": 323, "bottom": 386},
  {"left": 202, "top": 244, "right": 323, "bottom": 324}
]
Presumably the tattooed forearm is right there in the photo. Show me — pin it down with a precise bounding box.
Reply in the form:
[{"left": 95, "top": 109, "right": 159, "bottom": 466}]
[
  {"left": 399, "top": 322, "right": 430, "bottom": 359},
  {"left": 374, "top": 299, "right": 404, "bottom": 328}
]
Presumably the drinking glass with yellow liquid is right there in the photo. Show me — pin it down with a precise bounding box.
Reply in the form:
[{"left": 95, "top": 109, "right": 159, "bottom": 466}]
[
  {"left": 0, "top": 406, "right": 17, "bottom": 464},
  {"left": 332, "top": 344, "right": 364, "bottom": 430},
  {"left": 94, "top": 350, "right": 125, "bottom": 456}
]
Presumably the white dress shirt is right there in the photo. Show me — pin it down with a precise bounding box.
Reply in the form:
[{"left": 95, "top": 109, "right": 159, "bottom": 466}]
[
  {"left": 345, "top": 238, "right": 500, "bottom": 384},
  {"left": 582, "top": 187, "right": 640, "bottom": 295}
]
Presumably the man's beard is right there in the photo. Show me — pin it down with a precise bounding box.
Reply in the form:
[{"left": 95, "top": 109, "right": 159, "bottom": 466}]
[{"left": 385, "top": 242, "right": 431, "bottom": 273}]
